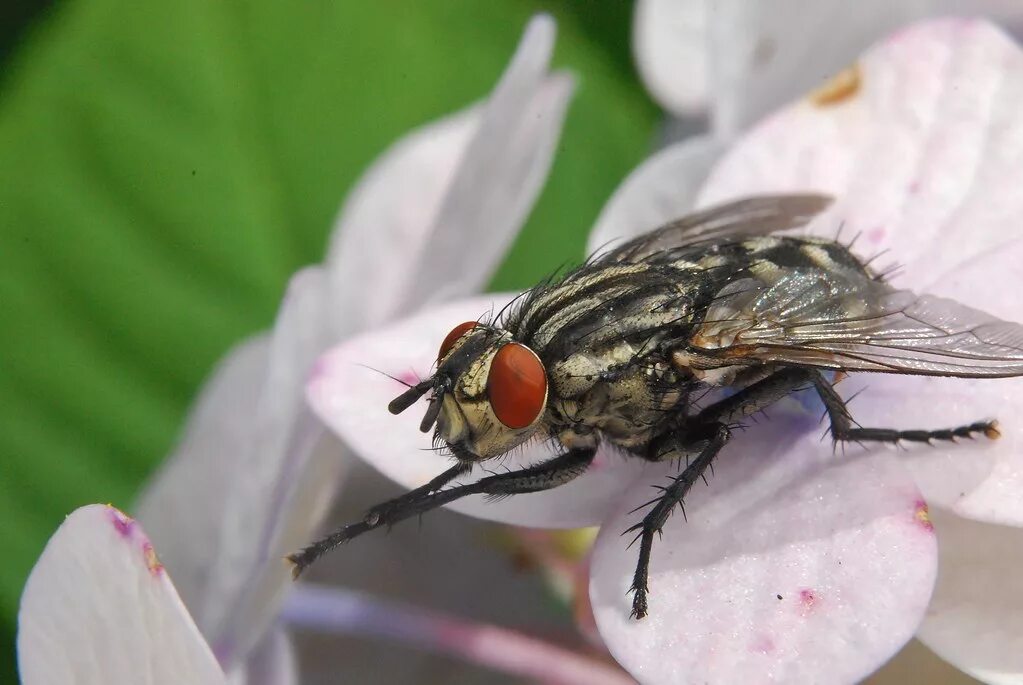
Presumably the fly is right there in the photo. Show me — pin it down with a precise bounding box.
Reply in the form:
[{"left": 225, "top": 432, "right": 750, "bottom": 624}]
[{"left": 288, "top": 194, "right": 1023, "bottom": 619}]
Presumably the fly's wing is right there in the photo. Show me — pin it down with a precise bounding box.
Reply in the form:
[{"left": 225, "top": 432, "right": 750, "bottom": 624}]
[
  {"left": 600, "top": 194, "right": 834, "bottom": 264},
  {"left": 691, "top": 269, "right": 1023, "bottom": 378}
]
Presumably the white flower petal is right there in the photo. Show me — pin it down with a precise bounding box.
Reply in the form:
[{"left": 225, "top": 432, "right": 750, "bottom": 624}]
[
  {"left": 325, "top": 15, "right": 573, "bottom": 335},
  {"left": 706, "top": 1, "right": 925, "bottom": 136},
  {"left": 197, "top": 267, "right": 334, "bottom": 664},
  {"left": 697, "top": 20, "right": 1023, "bottom": 527},
  {"left": 135, "top": 335, "right": 270, "bottom": 623},
  {"left": 325, "top": 107, "right": 480, "bottom": 336},
  {"left": 916, "top": 508, "right": 1023, "bottom": 684},
  {"left": 227, "top": 627, "right": 296, "bottom": 685},
  {"left": 701, "top": 19, "right": 1023, "bottom": 291},
  {"left": 141, "top": 267, "right": 334, "bottom": 668},
  {"left": 590, "top": 401, "right": 937, "bottom": 684},
  {"left": 213, "top": 431, "right": 346, "bottom": 667},
  {"left": 308, "top": 295, "right": 650, "bottom": 528},
  {"left": 633, "top": 0, "right": 709, "bottom": 116},
  {"left": 828, "top": 241, "right": 1023, "bottom": 526},
  {"left": 18, "top": 505, "right": 225, "bottom": 685},
  {"left": 825, "top": 373, "right": 1023, "bottom": 529},
  {"left": 704, "top": 3, "right": 1023, "bottom": 136},
  {"left": 407, "top": 50, "right": 574, "bottom": 303},
  {"left": 587, "top": 135, "right": 727, "bottom": 254}
]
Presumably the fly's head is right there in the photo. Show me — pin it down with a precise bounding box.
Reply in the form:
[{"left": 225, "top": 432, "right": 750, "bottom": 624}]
[{"left": 388, "top": 321, "right": 549, "bottom": 461}]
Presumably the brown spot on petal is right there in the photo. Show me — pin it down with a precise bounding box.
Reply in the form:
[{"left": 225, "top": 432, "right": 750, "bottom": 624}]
[
  {"left": 143, "top": 541, "right": 164, "bottom": 576},
  {"left": 810, "top": 64, "right": 862, "bottom": 107},
  {"left": 914, "top": 500, "right": 935, "bottom": 533}
]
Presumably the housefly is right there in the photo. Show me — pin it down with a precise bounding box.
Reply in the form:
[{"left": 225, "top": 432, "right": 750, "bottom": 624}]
[{"left": 289, "top": 194, "right": 1023, "bottom": 619}]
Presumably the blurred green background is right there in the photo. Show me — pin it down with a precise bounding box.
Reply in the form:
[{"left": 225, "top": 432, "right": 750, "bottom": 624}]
[{"left": 0, "top": 0, "right": 657, "bottom": 679}]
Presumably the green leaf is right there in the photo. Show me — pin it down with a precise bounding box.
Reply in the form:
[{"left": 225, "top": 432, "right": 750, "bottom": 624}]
[{"left": 0, "top": 0, "right": 656, "bottom": 675}]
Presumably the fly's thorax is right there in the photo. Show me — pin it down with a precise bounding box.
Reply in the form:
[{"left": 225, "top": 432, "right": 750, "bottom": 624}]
[
  {"left": 547, "top": 339, "right": 688, "bottom": 450},
  {"left": 549, "top": 338, "right": 640, "bottom": 399},
  {"left": 432, "top": 323, "right": 549, "bottom": 461}
]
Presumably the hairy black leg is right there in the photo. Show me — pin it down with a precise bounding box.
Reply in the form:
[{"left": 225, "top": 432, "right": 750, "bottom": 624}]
[
  {"left": 627, "top": 423, "right": 730, "bottom": 619},
  {"left": 809, "top": 371, "right": 1000, "bottom": 444},
  {"left": 695, "top": 367, "right": 814, "bottom": 425},
  {"left": 287, "top": 448, "right": 595, "bottom": 577},
  {"left": 626, "top": 369, "right": 825, "bottom": 618},
  {"left": 363, "top": 461, "right": 473, "bottom": 526}
]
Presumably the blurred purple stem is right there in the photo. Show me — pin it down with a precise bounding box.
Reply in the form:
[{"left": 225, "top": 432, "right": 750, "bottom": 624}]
[{"left": 281, "top": 583, "right": 633, "bottom": 685}]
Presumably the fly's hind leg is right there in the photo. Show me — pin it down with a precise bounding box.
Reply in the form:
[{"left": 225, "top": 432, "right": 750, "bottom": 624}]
[{"left": 809, "top": 372, "right": 1000, "bottom": 444}]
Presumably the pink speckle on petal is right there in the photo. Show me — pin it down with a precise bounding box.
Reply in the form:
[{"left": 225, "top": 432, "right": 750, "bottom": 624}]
[
  {"left": 867, "top": 226, "right": 886, "bottom": 244},
  {"left": 749, "top": 634, "right": 776, "bottom": 654},
  {"left": 908, "top": 180, "right": 920, "bottom": 194},
  {"left": 914, "top": 500, "right": 935, "bottom": 533},
  {"left": 308, "top": 356, "right": 330, "bottom": 383},
  {"left": 108, "top": 507, "right": 134, "bottom": 538},
  {"left": 798, "top": 588, "right": 819, "bottom": 616},
  {"left": 106, "top": 505, "right": 164, "bottom": 576}
]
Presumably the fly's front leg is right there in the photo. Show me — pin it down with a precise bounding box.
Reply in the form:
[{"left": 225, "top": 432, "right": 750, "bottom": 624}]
[
  {"left": 363, "top": 461, "right": 473, "bottom": 526},
  {"left": 627, "top": 423, "right": 730, "bottom": 619},
  {"left": 287, "top": 447, "right": 596, "bottom": 577},
  {"left": 809, "top": 371, "right": 1000, "bottom": 444}
]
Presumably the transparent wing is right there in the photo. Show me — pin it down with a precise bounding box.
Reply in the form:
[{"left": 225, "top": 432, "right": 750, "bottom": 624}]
[
  {"left": 692, "top": 270, "right": 1023, "bottom": 378},
  {"left": 600, "top": 194, "right": 833, "bottom": 264}
]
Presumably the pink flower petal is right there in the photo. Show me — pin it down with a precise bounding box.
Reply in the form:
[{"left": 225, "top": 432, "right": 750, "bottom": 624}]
[
  {"left": 701, "top": 19, "right": 1023, "bottom": 291},
  {"left": 18, "top": 505, "right": 225, "bottom": 685},
  {"left": 590, "top": 400, "right": 937, "bottom": 684},
  {"left": 632, "top": 0, "right": 709, "bottom": 117},
  {"left": 700, "top": 3, "right": 1023, "bottom": 135},
  {"left": 325, "top": 15, "right": 573, "bottom": 335},
  {"left": 916, "top": 508, "right": 1023, "bottom": 684},
  {"left": 587, "top": 135, "right": 727, "bottom": 255},
  {"left": 308, "top": 295, "right": 650, "bottom": 528}
]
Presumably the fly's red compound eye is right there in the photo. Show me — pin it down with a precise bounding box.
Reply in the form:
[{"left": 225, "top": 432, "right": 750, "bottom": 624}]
[
  {"left": 438, "top": 321, "right": 478, "bottom": 361},
  {"left": 487, "top": 343, "right": 547, "bottom": 429}
]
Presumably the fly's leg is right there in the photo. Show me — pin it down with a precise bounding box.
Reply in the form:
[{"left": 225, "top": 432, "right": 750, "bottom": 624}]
[
  {"left": 809, "top": 371, "right": 1000, "bottom": 444},
  {"left": 287, "top": 448, "right": 596, "bottom": 577},
  {"left": 627, "top": 423, "right": 730, "bottom": 619},
  {"left": 627, "top": 368, "right": 821, "bottom": 619},
  {"left": 696, "top": 366, "right": 999, "bottom": 443},
  {"left": 694, "top": 367, "right": 815, "bottom": 425},
  {"left": 363, "top": 461, "right": 473, "bottom": 526}
]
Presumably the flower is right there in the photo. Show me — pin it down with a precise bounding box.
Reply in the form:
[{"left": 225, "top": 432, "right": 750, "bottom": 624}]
[
  {"left": 18, "top": 505, "right": 231, "bottom": 685},
  {"left": 120, "top": 13, "right": 573, "bottom": 681},
  {"left": 632, "top": 0, "right": 1023, "bottom": 134},
  {"left": 18, "top": 505, "right": 631, "bottom": 685},
  {"left": 308, "top": 19, "right": 1023, "bottom": 684}
]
